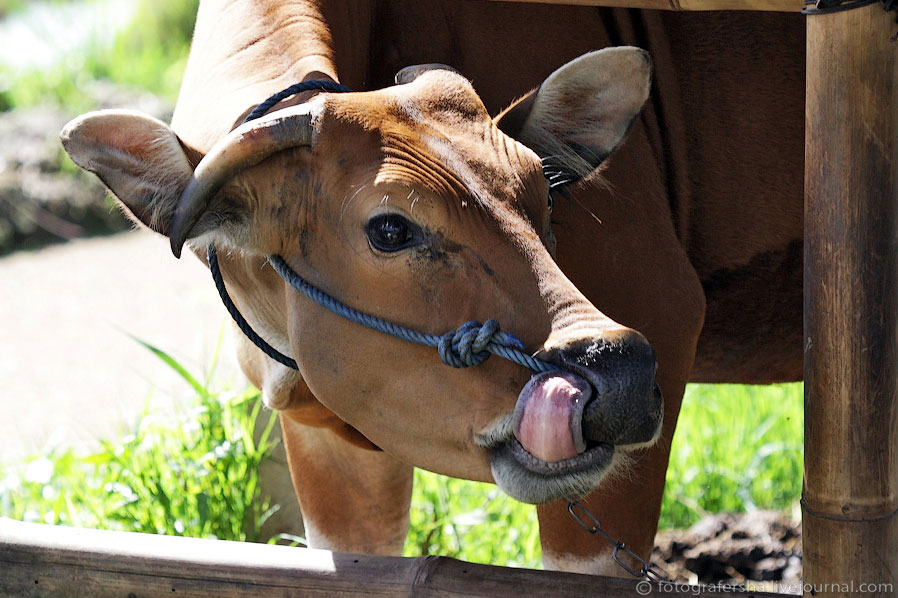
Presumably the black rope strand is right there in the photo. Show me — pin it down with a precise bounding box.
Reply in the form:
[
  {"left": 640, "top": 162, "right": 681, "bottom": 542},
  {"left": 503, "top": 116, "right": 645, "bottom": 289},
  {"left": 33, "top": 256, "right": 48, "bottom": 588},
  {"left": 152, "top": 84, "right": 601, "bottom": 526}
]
[
  {"left": 207, "top": 80, "right": 354, "bottom": 371},
  {"left": 209, "top": 245, "right": 299, "bottom": 370},
  {"left": 243, "top": 80, "right": 352, "bottom": 124},
  {"left": 802, "top": 0, "right": 895, "bottom": 14}
]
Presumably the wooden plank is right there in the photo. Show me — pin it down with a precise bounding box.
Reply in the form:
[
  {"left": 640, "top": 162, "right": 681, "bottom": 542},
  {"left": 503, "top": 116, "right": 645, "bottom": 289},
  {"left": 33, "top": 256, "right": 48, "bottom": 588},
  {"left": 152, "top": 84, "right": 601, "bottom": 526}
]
[
  {"left": 0, "top": 519, "right": 788, "bottom": 597},
  {"left": 803, "top": 4, "right": 898, "bottom": 597},
  {"left": 485, "top": 0, "right": 803, "bottom": 12}
]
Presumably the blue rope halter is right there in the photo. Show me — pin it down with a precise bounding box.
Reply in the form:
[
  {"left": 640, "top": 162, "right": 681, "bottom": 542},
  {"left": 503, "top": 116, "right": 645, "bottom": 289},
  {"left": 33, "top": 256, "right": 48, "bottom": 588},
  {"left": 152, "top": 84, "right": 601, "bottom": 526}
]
[{"left": 207, "top": 80, "right": 560, "bottom": 374}]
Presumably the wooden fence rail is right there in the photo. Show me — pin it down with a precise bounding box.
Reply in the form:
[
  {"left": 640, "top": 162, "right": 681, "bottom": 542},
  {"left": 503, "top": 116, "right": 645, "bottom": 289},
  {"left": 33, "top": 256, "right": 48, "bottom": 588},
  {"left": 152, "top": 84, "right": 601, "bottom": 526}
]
[
  {"left": 0, "top": 519, "right": 786, "bottom": 598},
  {"left": 488, "top": 0, "right": 803, "bottom": 11},
  {"left": 2, "top": 3, "right": 895, "bottom": 598}
]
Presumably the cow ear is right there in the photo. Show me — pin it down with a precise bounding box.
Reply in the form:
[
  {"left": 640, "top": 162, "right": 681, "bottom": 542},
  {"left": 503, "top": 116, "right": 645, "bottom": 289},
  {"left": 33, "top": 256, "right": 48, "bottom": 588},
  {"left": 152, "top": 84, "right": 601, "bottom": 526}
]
[
  {"left": 60, "top": 110, "right": 198, "bottom": 237},
  {"left": 495, "top": 47, "right": 652, "bottom": 186}
]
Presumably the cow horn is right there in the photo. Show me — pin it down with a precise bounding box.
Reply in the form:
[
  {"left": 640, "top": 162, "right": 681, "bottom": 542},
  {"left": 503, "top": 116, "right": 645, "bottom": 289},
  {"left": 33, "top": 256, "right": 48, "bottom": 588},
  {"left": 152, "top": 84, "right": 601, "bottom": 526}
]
[{"left": 169, "top": 103, "right": 320, "bottom": 257}]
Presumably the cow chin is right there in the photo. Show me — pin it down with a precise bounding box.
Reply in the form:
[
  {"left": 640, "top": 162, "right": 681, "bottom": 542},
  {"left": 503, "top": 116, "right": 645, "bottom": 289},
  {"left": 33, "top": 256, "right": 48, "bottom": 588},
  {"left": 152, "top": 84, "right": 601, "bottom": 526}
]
[
  {"left": 487, "top": 438, "right": 620, "bottom": 504},
  {"left": 475, "top": 415, "right": 636, "bottom": 505}
]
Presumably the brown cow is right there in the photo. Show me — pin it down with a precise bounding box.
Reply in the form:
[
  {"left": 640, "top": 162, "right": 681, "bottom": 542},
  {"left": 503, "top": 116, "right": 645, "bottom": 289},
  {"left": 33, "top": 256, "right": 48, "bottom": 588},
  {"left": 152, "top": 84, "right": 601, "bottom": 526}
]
[{"left": 60, "top": 0, "right": 803, "bottom": 577}]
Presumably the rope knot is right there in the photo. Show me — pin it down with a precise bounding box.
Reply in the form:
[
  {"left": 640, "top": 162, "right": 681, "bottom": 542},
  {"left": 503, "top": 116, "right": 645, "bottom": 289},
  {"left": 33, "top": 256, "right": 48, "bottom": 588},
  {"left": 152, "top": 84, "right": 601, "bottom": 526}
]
[{"left": 438, "top": 319, "right": 525, "bottom": 368}]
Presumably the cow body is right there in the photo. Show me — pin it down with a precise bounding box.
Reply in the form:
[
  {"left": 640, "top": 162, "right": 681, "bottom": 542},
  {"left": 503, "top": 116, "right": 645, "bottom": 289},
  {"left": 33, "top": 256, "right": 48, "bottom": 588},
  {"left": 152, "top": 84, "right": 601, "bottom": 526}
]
[
  {"left": 62, "top": 0, "right": 804, "bottom": 577},
  {"left": 174, "top": 1, "right": 804, "bottom": 383}
]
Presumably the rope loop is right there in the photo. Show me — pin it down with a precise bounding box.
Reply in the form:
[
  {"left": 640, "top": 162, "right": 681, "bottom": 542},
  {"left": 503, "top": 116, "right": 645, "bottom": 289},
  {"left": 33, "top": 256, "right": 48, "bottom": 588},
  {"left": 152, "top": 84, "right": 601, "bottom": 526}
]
[{"left": 208, "top": 246, "right": 298, "bottom": 370}]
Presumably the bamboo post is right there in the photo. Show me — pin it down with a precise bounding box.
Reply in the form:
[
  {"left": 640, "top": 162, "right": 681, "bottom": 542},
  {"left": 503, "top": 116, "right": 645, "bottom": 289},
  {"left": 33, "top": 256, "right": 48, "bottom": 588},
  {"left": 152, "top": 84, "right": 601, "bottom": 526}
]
[
  {"left": 803, "top": 4, "right": 898, "bottom": 597},
  {"left": 0, "top": 519, "right": 785, "bottom": 597}
]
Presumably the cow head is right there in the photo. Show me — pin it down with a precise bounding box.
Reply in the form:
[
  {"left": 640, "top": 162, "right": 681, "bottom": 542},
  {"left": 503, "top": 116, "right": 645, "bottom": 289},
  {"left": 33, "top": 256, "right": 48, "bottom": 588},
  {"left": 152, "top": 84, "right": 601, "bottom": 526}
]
[{"left": 61, "top": 47, "right": 659, "bottom": 504}]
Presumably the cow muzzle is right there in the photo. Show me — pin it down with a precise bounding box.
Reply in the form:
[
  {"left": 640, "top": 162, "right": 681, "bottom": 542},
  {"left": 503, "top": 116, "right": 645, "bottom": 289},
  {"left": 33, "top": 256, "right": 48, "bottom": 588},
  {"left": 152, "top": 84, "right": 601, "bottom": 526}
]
[{"left": 488, "top": 334, "right": 662, "bottom": 504}]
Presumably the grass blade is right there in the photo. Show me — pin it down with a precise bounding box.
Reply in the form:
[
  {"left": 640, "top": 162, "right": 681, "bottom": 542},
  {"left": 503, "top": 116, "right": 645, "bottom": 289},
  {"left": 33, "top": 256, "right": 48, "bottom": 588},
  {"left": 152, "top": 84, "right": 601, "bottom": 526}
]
[{"left": 125, "top": 332, "right": 209, "bottom": 398}]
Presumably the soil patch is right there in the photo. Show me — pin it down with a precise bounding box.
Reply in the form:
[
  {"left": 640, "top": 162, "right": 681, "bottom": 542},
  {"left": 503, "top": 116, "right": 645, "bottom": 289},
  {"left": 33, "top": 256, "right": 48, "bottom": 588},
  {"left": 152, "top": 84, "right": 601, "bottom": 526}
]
[
  {"left": 0, "top": 82, "right": 171, "bottom": 254},
  {"left": 653, "top": 510, "right": 801, "bottom": 592}
]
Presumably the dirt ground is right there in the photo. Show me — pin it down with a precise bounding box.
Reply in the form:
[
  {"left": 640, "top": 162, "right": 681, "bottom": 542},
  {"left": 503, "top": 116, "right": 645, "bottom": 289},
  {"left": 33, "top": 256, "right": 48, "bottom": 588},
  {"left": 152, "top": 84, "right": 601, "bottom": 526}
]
[{"left": 653, "top": 510, "right": 802, "bottom": 590}]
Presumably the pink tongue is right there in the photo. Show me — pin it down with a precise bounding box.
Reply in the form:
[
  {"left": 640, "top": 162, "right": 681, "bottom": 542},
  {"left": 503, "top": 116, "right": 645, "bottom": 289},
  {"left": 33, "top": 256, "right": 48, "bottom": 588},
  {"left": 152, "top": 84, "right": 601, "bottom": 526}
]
[{"left": 513, "top": 371, "right": 592, "bottom": 463}]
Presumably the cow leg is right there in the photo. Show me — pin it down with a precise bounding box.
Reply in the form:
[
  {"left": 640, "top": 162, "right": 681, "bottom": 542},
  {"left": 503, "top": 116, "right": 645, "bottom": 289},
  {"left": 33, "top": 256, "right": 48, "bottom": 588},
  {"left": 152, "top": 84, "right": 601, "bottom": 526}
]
[
  {"left": 537, "top": 335, "right": 697, "bottom": 577},
  {"left": 279, "top": 401, "right": 414, "bottom": 555},
  {"left": 536, "top": 122, "right": 705, "bottom": 575},
  {"left": 232, "top": 314, "right": 414, "bottom": 555}
]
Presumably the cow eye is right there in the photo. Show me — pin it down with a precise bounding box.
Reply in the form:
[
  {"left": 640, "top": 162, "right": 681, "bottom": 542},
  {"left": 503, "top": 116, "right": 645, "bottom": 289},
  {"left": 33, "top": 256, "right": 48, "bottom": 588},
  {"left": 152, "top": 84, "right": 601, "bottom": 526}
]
[{"left": 366, "top": 213, "right": 418, "bottom": 252}]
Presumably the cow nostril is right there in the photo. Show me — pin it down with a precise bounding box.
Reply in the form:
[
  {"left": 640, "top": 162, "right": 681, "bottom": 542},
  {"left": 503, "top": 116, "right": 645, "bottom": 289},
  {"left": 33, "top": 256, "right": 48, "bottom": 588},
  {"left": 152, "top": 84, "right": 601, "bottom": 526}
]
[
  {"left": 546, "top": 337, "right": 662, "bottom": 447},
  {"left": 551, "top": 336, "right": 657, "bottom": 386},
  {"left": 580, "top": 378, "right": 662, "bottom": 447}
]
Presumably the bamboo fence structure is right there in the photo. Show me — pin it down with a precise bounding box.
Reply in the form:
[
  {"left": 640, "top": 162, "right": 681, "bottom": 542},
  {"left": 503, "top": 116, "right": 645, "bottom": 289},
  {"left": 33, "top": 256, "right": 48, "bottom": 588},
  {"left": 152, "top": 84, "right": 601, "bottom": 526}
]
[
  {"left": 0, "top": 519, "right": 787, "bottom": 597},
  {"left": 802, "top": 4, "right": 898, "bottom": 594},
  {"left": 2, "top": 2, "right": 896, "bottom": 597}
]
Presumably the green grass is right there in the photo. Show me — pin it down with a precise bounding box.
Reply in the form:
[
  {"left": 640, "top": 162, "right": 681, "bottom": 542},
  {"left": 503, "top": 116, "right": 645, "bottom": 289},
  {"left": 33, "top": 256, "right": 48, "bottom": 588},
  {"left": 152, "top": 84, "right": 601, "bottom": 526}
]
[
  {"left": 403, "top": 470, "right": 541, "bottom": 567},
  {"left": 0, "top": 0, "right": 70, "bottom": 18},
  {"left": 0, "top": 341, "right": 281, "bottom": 543},
  {"left": 660, "top": 383, "right": 803, "bottom": 529},
  {"left": 0, "top": 338, "right": 803, "bottom": 567},
  {"left": 0, "top": 0, "right": 26, "bottom": 17}
]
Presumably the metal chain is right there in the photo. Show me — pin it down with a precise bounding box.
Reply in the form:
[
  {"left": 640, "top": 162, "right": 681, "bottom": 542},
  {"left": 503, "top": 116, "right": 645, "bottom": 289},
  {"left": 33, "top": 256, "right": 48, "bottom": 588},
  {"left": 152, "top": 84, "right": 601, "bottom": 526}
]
[{"left": 567, "top": 501, "right": 670, "bottom": 582}]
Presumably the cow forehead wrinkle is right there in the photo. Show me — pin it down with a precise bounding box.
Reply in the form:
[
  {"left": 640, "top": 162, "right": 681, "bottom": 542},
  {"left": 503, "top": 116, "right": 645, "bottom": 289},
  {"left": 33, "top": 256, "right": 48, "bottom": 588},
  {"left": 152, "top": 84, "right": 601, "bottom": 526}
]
[
  {"left": 421, "top": 134, "right": 490, "bottom": 207},
  {"left": 425, "top": 124, "right": 546, "bottom": 217},
  {"left": 325, "top": 90, "right": 543, "bottom": 218},
  {"left": 378, "top": 137, "right": 471, "bottom": 206},
  {"left": 379, "top": 128, "right": 536, "bottom": 216}
]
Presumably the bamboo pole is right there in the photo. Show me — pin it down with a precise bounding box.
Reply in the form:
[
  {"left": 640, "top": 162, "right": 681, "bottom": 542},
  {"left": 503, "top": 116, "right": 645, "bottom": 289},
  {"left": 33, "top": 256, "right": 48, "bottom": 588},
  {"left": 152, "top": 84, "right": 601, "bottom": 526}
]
[
  {"left": 803, "top": 4, "right": 898, "bottom": 597},
  {"left": 485, "top": 0, "right": 802, "bottom": 11},
  {"left": 0, "top": 519, "right": 786, "bottom": 597}
]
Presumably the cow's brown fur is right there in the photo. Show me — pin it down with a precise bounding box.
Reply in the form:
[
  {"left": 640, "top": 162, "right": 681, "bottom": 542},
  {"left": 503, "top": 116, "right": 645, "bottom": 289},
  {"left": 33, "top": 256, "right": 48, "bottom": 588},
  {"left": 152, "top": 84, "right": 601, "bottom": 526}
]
[{"left": 62, "top": 0, "right": 804, "bottom": 576}]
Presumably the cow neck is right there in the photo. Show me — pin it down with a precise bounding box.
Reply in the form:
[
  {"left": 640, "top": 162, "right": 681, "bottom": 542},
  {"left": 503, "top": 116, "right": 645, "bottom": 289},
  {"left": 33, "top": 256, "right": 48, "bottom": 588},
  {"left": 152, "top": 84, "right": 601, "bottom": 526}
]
[{"left": 206, "top": 80, "right": 559, "bottom": 376}]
